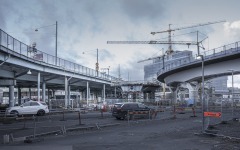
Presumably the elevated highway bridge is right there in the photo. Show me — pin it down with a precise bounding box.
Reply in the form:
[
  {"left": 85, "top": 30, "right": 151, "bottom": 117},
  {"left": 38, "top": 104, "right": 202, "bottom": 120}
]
[
  {"left": 0, "top": 29, "right": 119, "bottom": 107},
  {"left": 157, "top": 41, "right": 240, "bottom": 85},
  {"left": 157, "top": 41, "right": 240, "bottom": 104}
]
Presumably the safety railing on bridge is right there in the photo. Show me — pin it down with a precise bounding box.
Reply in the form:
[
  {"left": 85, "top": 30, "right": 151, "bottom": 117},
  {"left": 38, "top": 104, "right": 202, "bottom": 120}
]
[
  {"left": 157, "top": 41, "right": 240, "bottom": 76},
  {"left": 0, "top": 29, "right": 119, "bottom": 82}
]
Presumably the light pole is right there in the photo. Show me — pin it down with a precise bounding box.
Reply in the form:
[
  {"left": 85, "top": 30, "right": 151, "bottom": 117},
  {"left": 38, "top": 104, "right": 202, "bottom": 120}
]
[
  {"left": 228, "top": 69, "right": 235, "bottom": 119},
  {"left": 96, "top": 48, "right": 99, "bottom": 76},
  {"left": 35, "top": 21, "right": 58, "bottom": 65},
  {"left": 197, "top": 54, "right": 205, "bottom": 132},
  {"left": 83, "top": 49, "right": 100, "bottom": 76}
]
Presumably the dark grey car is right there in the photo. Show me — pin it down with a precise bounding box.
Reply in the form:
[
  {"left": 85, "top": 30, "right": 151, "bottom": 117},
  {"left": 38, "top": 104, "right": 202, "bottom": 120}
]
[{"left": 112, "top": 102, "right": 151, "bottom": 120}]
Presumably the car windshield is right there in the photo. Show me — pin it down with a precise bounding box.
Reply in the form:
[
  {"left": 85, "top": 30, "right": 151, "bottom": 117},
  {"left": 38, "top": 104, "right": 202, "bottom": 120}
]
[
  {"left": 114, "top": 104, "right": 122, "bottom": 108},
  {"left": 40, "top": 102, "right": 47, "bottom": 105},
  {"left": 22, "top": 101, "right": 30, "bottom": 107}
]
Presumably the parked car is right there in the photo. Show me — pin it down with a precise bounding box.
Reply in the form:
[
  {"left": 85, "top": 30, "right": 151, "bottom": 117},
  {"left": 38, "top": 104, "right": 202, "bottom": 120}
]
[
  {"left": 6, "top": 100, "right": 49, "bottom": 116},
  {"left": 112, "top": 102, "right": 151, "bottom": 120}
]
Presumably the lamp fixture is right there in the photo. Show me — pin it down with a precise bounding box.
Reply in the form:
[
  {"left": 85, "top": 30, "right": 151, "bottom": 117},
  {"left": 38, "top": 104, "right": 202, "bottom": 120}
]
[{"left": 27, "top": 69, "right": 32, "bottom": 75}]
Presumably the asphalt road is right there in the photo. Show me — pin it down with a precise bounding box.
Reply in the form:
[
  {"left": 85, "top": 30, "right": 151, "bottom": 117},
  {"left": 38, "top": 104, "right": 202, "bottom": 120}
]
[
  {"left": 0, "top": 109, "right": 175, "bottom": 139},
  {"left": 1, "top": 109, "right": 240, "bottom": 150},
  {"left": 0, "top": 112, "right": 234, "bottom": 150}
]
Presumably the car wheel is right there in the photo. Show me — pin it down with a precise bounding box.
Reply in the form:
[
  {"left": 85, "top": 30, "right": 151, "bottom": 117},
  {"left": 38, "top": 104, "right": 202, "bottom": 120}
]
[
  {"left": 37, "top": 110, "right": 45, "bottom": 116},
  {"left": 116, "top": 117, "right": 121, "bottom": 120},
  {"left": 10, "top": 110, "right": 19, "bottom": 116}
]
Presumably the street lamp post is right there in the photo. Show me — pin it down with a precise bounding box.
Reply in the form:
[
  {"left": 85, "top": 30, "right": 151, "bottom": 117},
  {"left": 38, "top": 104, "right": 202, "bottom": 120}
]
[
  {"left": 35, "top": 21, "right": 58, "bottom": 65},
  {"left": 83, "top": 49, "right": 100, "bottom": 76},
  {"left": 96, "top": 48, "right": 99, "bottom": 76},
  {"left": 228, "top": 69, "right": 234, "bottom": 119},
  {"left": 55, "top": 21, "right": 58, "bottom": 66},
  {"left": 232, "top": 70, "right": 234, "bottom": 119},
  {"left": 197, "top": 55, "right": 205, "bottom": 133}
]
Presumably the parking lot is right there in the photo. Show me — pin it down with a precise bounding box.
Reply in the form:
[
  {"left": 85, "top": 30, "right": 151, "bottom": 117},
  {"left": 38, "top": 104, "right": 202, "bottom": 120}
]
[{"left": 0, "top": 107, "right": 240, "bottom": 150}]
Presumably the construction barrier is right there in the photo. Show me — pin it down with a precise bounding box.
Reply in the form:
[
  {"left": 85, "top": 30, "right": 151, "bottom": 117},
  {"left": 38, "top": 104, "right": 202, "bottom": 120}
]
[{"left": 175, "top": 107, "right": 185, "bottom": 114}]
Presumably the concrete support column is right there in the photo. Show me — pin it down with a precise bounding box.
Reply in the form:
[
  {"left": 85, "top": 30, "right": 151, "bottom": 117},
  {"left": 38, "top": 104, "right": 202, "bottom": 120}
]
[
  {"left": 9, "top": 85, "right": 15, "bottom": 107},
  {"left": 53, "top": 90, "right": 56, "bottom": 100},
  {"left": 89, "top": 87, "right": 91, "bottom": 101},
  {"left": 37, "top": 72, "right": 40, "bottom": 101},
  {"left": 77, "top": 89, "right": 80, "bottom": 108},
  {"left": 65, "top": 76, "right": 68, "bottom": 108},
  {"left": 29, "top": 88, "right": 31, "bottom": 99},
  {"left": 103, "top": 84, "right": 106, "bottom": 102},
  {"left": 87, "top": 81, "right": 89, "bottom": 106},
  {"left": 169, "top": 86, "right": 179, "bottom": 105},
  {"left": 18, "top": 87, "right": 21, "bottom": 105},
  {"left": 186, "top": 82, "right": 200, "bottom": 106},
  {"left": 68, "top": 85, "right": 71, "bottom": 107},
  {"left": 114, "top": 87, "right": 117, "bottom": 98},
  {"left": 42, "top": 80, "right": 46, "bottom": 102}
]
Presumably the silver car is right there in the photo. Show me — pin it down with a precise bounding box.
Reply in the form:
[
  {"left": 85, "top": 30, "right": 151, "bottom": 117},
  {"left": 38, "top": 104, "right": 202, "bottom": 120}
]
[{"left": 6, "top": 100, "right": 49, "bottom": 116}]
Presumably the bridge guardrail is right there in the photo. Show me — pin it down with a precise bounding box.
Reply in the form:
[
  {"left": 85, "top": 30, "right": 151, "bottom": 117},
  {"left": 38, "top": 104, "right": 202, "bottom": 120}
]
[{"left": 0, "top": 29, "right": 119, "bottom": 82}]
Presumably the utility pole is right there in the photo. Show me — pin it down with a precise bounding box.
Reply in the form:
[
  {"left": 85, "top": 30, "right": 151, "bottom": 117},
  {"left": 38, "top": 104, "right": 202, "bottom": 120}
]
[
  {"left": 55, "top": 21, "right": 58, "bottom": 66},
  {"left": 96, "top": 49, "right": 99, "bottom": 76}
]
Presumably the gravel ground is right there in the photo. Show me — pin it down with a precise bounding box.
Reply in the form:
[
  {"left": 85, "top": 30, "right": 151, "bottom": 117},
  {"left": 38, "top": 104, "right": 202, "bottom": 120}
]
[
  {"left": 209, "top": 119, "right": 240, "bottom": 150},
  {"left": 1, "top": 113, "right": 240, "bottom": 150}
]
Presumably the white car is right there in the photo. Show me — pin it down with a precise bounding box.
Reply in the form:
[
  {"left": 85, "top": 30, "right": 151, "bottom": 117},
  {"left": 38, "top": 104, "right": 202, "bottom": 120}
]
[{"left": 6, "top": 100, "right": 49, "bottom": 116}]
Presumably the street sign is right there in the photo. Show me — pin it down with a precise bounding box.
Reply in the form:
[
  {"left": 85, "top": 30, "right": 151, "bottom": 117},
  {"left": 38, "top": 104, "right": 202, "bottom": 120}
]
[{"left": 204, "top": 112, "right": 221, "bottom": 118}]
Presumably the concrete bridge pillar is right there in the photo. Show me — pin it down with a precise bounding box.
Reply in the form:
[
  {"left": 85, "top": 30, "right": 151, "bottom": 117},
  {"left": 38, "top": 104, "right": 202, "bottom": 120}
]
[
  {"left": 9, "top": 85, "right": 15, "bottom": 107},
  {"left": 65, "top": 76, "right": 68, "bottom": 108},
  {"left": 17, "top": 87, "right": 21, "bottom": 105},
  {"left": 87, "top": 81, "right": 89, "bottom": 106},
  {"left": 103, "top": 84, "right": 105, "bottom": 102},
  {"left": 186, "top": 82, "right": 200, "bottom": 106},
  {"left": 37, "top": 72, "right": 40, "bottom": 101},
  {"left": 29, "top": 88, "right": 31, "bottom": 99},
  {"left": 169, "top": 86, "right": 179, "bottom": 105},
  {"left": 68, "top": 85, "right": 71, "bottom": 107},
  {"left": 42, "top": 79, "right": 46, "bottom": 102}
]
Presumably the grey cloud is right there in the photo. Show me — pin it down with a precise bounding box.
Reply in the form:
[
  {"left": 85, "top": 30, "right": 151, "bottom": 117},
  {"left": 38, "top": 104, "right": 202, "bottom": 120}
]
[{"left": 119, "top": 0, "right": 166, "bottom": 24}]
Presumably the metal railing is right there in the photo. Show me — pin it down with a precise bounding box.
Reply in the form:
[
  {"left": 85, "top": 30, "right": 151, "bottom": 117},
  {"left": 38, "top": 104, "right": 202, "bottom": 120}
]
[
  {"left": 157, "top": 41, "right": 240, "bottom": 76},
  {"left": 0, "top": 29, "right": 119, "bottom": 82}
]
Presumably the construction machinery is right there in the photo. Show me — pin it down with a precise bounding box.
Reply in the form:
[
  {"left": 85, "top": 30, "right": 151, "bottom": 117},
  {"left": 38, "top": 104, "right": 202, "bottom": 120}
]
[
  {"left": 150, "top": 20, "right": 226, "bottom": 54},
  {"left": 107, "top": 40, "right": 198, "bottom": 63}
]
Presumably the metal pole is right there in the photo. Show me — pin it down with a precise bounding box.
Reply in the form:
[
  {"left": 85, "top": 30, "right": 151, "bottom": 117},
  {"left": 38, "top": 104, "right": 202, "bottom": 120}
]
[
  {"left": 0, "top": 29, "right": 2, "bottom": 46},
  {"left": 201, "top": 56, "right": 205, "bottom": 132},
  {"left": 232, "top": 70, "right": 234, "bottom": 119},
  {"left": 197, "top": 31, "right": 200, "bottom": 56},
  {"left": 37, "top": 72, "right": 40, "bottom": 102},
  {"left": 87, "top": 81, "right": 89, "bottom": 106},
  {"left": 103, "top": 84, "right": 105, "bottom": 102},
  {"left": 55, "top": 21, "right": 58, "bottom": 66},
  {"left": 96, "top": 49, "right": 99, "bottom": 76}
]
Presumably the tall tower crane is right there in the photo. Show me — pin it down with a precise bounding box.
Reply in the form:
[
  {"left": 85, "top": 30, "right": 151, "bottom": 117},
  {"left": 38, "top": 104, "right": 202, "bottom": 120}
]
[
  {"left": 150, "top": 20, "right": 226, "bottom": 54},
  {"left": 107, "top": 40, "right": 198, "bottom": 63}
]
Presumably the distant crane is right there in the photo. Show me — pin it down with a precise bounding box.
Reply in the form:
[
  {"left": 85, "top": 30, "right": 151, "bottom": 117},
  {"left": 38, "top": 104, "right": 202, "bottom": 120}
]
[
  {"left": 150, "top": 20, "right": 226, "bottom": 54},
  {"left": 107, "top": 40, "right": 198, "bottom": 63}
]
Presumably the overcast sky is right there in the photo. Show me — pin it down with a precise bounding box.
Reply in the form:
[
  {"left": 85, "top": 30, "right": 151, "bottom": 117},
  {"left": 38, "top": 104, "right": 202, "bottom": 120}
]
[{"left": 1, "top": 0, "right": 240, "bottom": 86}]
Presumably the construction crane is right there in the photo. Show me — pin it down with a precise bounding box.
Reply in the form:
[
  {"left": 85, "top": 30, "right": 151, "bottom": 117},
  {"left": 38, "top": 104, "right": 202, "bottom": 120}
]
[
  {"left": 137, "top": 55, "right": 163, "bottom": 63},
  {"left": 107, "top": 40, "right": 197, "bottom": 45},
  {"left": 107, "top": 40, "right": 198, "bottom": 63},
  {"left": 150, "top": 20, "right": 226, "bottom": 54}
]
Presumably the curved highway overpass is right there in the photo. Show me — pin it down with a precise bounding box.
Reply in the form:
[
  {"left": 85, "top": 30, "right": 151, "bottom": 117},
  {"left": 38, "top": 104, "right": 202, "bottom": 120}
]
[
  {"left": 0, "top": 29, "right": 119, "bottom": 106},
  {"left": 157, "top": 41, "right": 240, "bottom": 86}
]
